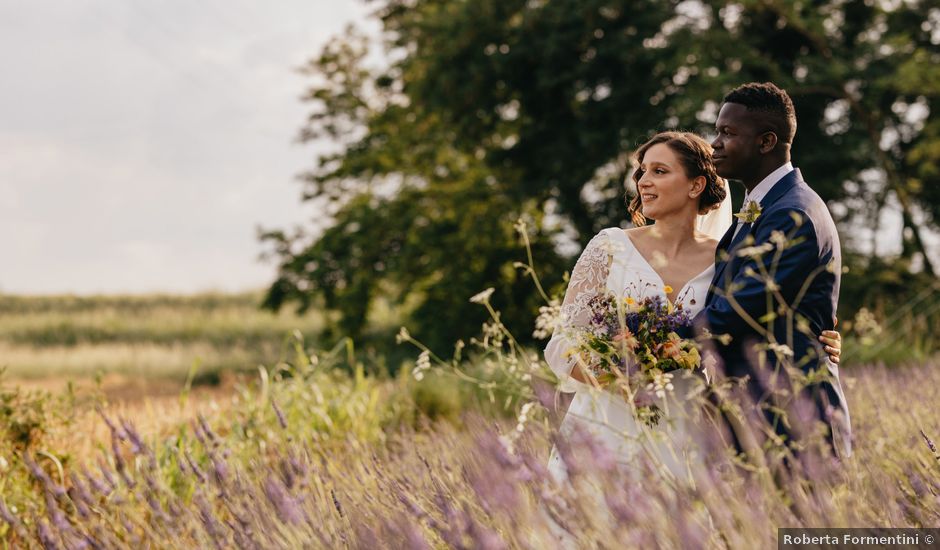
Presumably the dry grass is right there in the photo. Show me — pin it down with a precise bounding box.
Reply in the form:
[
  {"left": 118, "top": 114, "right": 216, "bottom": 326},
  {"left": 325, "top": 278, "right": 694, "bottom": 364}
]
[
  {"left": 1, "top": 288, "right": 938, "bottom": 547},
  {"left": 1, "top": 359, "right": 938, "bottom": 548}
]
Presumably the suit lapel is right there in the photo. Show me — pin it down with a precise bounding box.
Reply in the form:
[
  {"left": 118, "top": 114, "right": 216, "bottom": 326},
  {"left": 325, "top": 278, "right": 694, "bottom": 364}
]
[
  {"left": 710, "top": 225, "right": 748, "bottom": 303},
  {"left": 708, "top": 220, "right": 737, "bottom": 303},
  {"left": 716, "top": 218, "right": 738, "bottom": 254},
  {"left": 726, "top": 168, "right": 802, "bottom": 253},
  {"left": 726, "top": 219, "right": 753, "bottom": 251},
  {"left": 706, "top": 168, "right": 803, "bottom": 305}
]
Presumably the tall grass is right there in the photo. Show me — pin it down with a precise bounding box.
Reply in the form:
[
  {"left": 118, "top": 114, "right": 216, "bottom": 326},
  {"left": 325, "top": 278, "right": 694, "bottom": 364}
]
[
  {"left": 838, "top": 275, "right": 940, "bottom": 366},
  {"left": 2, "top": 345, "right": 939, "bottom": 547},
  {"left": 0, "top": 272, "right": 937, "bottom": 547},
  {"left": 840, "top": 295, "right": 940, "bottom": 366},
  {"left": 0, "top": 233, "right": 937, "bottom": 546}
]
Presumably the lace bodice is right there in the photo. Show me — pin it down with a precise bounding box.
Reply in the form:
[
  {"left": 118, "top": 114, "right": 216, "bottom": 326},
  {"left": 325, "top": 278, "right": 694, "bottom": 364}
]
[{"left": 544, "top": 228, "right": 714, "bottom": 392}]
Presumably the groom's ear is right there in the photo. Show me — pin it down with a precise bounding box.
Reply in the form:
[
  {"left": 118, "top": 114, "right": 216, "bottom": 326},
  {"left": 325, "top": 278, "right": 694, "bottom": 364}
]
[{"left": 758, "top": 131, "right": 779, "bottom": 154}]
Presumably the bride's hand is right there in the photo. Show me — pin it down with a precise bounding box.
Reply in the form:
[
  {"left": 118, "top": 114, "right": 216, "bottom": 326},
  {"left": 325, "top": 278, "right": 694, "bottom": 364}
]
[
  {"left": 819, "top": 330, "right": 842, "bottom": 364},
  {"left": 569, "top": 355, "right": 604, "bottom": 388}
]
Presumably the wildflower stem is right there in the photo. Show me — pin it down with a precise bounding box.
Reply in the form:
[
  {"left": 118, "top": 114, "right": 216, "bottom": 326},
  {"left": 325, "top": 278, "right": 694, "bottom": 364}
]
[
  {"left": 36, "top": 450, "right": 66, "bottom": 488},
  {"left": 399, "top": 335, "right": 449, "bottom": 367},
  {"left": 516, "top": 223, "right": 552, "bottom": 304}
]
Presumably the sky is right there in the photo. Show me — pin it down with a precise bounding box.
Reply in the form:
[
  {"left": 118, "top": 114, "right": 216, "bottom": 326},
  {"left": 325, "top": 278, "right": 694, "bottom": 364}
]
[
  {"left": 1, "top": 2, "right": 936, "bottom": 295},
  {"left": 0, "top": 1, "right": 376, "bottom": 294}
]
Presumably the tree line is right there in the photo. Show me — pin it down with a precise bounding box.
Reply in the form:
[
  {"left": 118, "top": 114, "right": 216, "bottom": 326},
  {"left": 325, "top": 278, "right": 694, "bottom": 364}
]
[{"left": 260, "top": 0, "right": 940, "bottom": 353}]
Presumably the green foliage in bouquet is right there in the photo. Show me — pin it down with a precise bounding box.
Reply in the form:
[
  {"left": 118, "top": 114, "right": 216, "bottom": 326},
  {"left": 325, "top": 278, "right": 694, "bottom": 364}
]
[{"left": 571, "top": 292, "right": 701, "bottom": 389}]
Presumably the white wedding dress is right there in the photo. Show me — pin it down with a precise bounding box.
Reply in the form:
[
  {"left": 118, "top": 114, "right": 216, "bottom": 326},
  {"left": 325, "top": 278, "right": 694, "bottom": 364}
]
[{"left": 543, "top": 195, "right": 732, "bottom": 485}]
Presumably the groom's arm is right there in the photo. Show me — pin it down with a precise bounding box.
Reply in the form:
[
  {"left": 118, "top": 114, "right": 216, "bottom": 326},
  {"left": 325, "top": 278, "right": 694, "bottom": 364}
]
[{"left": 704, "top": 208, "right": 821, "bottom": 341}]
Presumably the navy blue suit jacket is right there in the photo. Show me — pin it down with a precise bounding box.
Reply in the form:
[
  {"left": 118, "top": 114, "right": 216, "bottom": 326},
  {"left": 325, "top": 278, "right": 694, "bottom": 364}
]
[{"left": 698, "top": 168, "right": 851, "bottom": 456}]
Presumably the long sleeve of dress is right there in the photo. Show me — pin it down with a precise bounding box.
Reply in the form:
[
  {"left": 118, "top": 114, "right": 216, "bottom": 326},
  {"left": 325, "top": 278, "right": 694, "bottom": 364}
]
[{"left": 543, "top": 230, "right": 612, "bottom": 393}]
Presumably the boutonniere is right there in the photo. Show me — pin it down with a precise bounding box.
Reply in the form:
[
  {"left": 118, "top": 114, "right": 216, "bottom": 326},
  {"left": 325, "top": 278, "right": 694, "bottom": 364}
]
[{"left": 734, "top": 200, "right": 762, "bottom": 224}]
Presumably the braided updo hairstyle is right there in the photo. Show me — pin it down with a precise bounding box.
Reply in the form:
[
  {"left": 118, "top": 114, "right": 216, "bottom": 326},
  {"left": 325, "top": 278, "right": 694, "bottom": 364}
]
[{"left": 627, "top": 131, "right": 726, "bottom": 227}]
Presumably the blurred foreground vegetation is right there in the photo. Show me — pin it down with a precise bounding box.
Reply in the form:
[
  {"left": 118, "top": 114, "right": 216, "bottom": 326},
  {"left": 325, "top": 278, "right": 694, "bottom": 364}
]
[
  {"left": 0, "top": 258, "right": 937, "bottom": 547},
  {"left": 1, "top": 330, "right": 939, "bottom": 547}
]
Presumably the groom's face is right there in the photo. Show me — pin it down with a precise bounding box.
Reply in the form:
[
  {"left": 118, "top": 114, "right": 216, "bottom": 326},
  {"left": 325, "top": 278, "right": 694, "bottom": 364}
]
[{"left": 711, "top": 102, "right": 761, "bottom": 180}]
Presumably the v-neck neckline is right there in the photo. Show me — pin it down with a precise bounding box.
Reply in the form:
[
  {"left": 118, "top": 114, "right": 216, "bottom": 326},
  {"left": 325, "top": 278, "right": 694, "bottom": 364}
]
[{"left": 619, "top": 230, "right": 713, "bottom": 305}]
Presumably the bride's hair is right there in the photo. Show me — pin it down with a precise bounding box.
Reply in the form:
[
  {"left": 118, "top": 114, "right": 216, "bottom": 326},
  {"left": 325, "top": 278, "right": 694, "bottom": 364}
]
[{"left": 627, "top": 131, "right": 727, "bottom": 227}]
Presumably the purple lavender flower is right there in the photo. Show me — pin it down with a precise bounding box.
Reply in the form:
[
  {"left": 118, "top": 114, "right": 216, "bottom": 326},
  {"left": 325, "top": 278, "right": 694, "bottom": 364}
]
[
  {"left": 197, "top": 415, "right": 220, "bottom": 446},
  {"left": 466, "top": 514, "right": 508, "bottom": 550},
  {"left": 210, "top": 455, "right": 229, "bottom": 488},
  {"left": 331, "top": 488, "right": 345, "bottom": 519},
  {"left": 95, "top": 460, "right": 117, "bottom": 492},
  {"left": 23, "top": 453, "right": 66, "bottom": 497},
  {"left": 271, "top": 399, "right": 289, "bottom": 430},
  {"left": 263, "top": 476, "right": 303, "bottom": 525},
  {"left": 67, "top": 474, "right": 93, "bottom": 519},
  {"left": 194, "top": 492, "right": 227, "bottom": 549},
  {"left": 570, "top": 429, "right": 618, "bottom": 473},
  {"left": 110, "top": 436, "right": 136, "bottom": 488},
  {"left": 119, "top": 419, "right": 149, "bottom": 458},
  {"left": 184, "top": 448, "right": 208, "bottom": 484},
  {"left": 397, "top": 518, "right": 432, "bottom": 550},
  {"left": 36, "top": 518, "right": 60, "bottom": 549},
  {"left": 0, "top": 497, "right": 19, "bottom": 527}
]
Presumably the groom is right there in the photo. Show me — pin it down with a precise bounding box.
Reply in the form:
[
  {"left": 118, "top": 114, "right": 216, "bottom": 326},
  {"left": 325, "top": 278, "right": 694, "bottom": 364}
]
[{"left": 699, "top": 82, "right": 851, "bottom": 459}]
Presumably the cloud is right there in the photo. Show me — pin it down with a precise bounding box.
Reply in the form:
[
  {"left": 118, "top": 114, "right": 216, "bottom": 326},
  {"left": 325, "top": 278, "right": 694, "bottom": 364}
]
[{"left": 0, "top": 1, "right": 375, "bottom": 294}]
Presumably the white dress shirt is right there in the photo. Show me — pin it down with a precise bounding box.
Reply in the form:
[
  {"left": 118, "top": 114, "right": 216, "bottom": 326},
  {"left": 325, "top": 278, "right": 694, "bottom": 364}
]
[{"left": 733, "top": 162, "right": 793, "bottom": 238}]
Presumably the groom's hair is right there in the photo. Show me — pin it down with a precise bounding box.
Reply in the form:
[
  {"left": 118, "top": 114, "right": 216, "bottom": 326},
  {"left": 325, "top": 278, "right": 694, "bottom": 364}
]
[{"left": 723, "top": 82, "right": 797, "bottom": 145}]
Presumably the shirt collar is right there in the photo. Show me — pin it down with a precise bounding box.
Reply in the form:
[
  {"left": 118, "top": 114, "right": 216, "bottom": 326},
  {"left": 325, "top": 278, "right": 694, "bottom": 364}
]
[{"left": 743, "top": 162, "right": 793, "bottom": 205}]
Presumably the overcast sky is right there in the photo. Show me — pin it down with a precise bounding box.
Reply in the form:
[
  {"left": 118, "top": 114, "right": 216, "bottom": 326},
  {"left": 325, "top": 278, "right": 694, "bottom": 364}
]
[
  {"left": 0, "top": 1, "right": 375, "bottom": 294},
  {"left": 3, "top": 2, "right": 936, "bottom": 295}
]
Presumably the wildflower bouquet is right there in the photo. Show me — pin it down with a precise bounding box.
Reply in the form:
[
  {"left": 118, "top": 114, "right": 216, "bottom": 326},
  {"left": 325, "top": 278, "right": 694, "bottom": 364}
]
[{"left": 571, "top": 293, "right": 701, "bottom": 400}]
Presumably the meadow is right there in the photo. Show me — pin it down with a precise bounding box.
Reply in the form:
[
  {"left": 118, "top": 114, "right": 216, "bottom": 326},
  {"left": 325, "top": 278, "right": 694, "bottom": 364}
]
[
  {"left": 5, "top": 0, "right": 940, "bottom": 545},
  {"left": 1, "top": 339, "right": 939, "bottom": 548},
  {"left": 1, "top": 291, "right": 938, "bottom": 548},
  {"left": 0, "top": 292, "right": 323, "bottom": 384}
]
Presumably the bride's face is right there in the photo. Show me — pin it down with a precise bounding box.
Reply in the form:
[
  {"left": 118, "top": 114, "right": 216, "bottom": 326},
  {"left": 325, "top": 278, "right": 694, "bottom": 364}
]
[{"left": 636, "top": 143, "right": 703, "bottom": 221}]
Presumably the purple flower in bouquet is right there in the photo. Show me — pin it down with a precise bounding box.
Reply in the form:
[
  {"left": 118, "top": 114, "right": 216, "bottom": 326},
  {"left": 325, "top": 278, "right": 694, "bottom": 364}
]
[{"left": 575, "top": 292, "right": 701, "bottom": 385}]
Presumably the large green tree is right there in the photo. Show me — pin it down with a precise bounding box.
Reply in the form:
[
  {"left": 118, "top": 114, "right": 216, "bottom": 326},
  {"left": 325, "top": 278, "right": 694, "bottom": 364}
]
[{"left": 262, "top": 0, "right": 939, "bottom": 353}]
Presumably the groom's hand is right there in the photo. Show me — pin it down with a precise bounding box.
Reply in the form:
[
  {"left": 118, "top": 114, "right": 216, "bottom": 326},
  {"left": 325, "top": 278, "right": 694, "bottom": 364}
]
[{"left": 819, "top": 330, "right": 842, "bottom": 364}]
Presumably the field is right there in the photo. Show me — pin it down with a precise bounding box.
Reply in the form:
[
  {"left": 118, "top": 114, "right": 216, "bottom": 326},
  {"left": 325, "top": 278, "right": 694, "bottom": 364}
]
[
  {"left": 1, "top": 293, "right": 939, "bottom": 548},
  {"left": 0, "top": 292, "right": 325, "bottom": 383}
]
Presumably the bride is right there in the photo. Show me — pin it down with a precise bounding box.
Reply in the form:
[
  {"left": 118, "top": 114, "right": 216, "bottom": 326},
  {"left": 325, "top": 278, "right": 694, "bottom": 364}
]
[{"left": 543, "top": 131, "right": 842, "bottom": 483}]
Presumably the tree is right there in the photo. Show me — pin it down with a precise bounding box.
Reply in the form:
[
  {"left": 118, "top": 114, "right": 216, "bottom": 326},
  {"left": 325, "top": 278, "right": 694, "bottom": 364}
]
[
  {"left": 261, "top": 0, "right": 940, "bottom": 355},
  {"left": 689, "top": 0, "right": 940, "bottom": 275}
]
